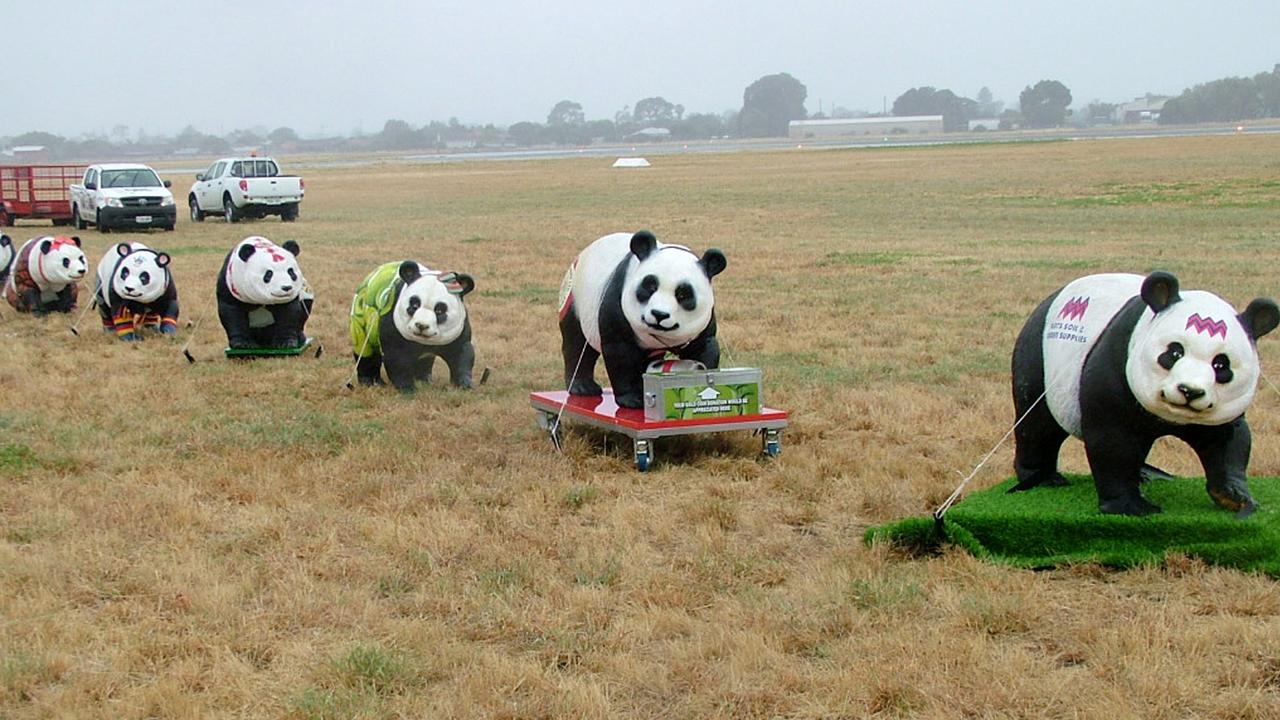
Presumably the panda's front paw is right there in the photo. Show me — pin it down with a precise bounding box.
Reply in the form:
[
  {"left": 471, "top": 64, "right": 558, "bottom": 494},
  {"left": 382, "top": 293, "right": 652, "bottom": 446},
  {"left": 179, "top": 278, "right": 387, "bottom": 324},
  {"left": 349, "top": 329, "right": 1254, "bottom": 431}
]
[
  {"left": 159, "top": 325, "right": 178, "bottom": 337},
  {"left": 1207, "top": 482, "right": 1255, "bottom": 513},
  {"left": 1099, "top": 495, "right": 1161, "bottom": 516},
  {"left": 270, "top": 336, "right": 299, "bottom": 349},
  {"left": 614, "top": 392, "right": 644, "bottom": 409},
  {"left": 119, "top": 332, "right": 141, "bottom": 343},
  {"left": 229, "top": 338, "right": 254, "bottom": 349},
  {"left": 568, "top": 378, "right": 602, "bottom": 396}
]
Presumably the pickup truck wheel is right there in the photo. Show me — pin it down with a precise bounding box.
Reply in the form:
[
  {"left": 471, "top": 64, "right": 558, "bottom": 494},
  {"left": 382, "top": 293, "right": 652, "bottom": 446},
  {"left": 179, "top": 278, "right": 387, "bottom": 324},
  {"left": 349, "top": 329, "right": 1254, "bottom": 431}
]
[
  {"left": 281, "top": 203, "right": 299, "bottom": 222},
  {"left": 96, "top": 211, "right": 110, "bottom": 233},
  {"left": 72, "top": 205, "right": 85, "bottom": 230},
  {"left": 189, "top": 196, "right": 204, "bottom": 222},
  {"left": 223, "top": 196, "right": 240, "bottom": 224}
]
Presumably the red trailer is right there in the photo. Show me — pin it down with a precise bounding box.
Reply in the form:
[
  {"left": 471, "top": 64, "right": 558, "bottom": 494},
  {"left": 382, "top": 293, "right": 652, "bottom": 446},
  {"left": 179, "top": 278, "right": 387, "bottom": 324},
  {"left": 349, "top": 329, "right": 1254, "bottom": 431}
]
[{"left": 0, "top": 164, "right": 86, "bottom": 226}]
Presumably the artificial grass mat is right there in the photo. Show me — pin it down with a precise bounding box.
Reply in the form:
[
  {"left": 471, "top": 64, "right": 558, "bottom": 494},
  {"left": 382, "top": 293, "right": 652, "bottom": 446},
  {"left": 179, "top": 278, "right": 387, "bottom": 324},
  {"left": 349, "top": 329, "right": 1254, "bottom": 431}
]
[{"left": 865, "top": 474, "right": 1280, "bottom": 576}]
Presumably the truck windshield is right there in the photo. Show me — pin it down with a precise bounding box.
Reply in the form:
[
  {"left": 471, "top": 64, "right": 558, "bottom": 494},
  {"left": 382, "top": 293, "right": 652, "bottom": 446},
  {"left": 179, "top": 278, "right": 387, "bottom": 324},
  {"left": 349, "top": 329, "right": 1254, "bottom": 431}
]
[{"left": 100, "top": 169, "right": 163, "bottom": 188}]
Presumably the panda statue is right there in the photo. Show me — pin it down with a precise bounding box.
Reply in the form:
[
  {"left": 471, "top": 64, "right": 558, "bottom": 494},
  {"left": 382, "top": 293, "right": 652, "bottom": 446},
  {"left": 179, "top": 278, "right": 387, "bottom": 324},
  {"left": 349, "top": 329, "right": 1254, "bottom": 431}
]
[
  {"left": 94, "top": 242, "right": 179, "bottom": 341},
  {"left": 0, "top": 234, "right": 13, "bottom": 286},
  {"left": 558, "top": 230, "right": 726, "bottom": 409},
  {"left": 2, "top": 235, "right": 88, "bottom": 315},
  {"left": 1011, "top": 270, "right": 1279, "bottom": 516},
  {"left": 350, "top": 260, "right": 476, "bottom": 391},
  {"left": 216, "top": 236, "right": 311, "bottom": 349}
]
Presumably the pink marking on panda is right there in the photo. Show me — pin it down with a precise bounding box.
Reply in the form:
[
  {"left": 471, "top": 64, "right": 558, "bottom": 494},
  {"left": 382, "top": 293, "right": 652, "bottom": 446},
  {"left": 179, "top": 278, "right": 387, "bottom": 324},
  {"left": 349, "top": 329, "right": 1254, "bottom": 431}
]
[
  {"left": 1186, "top": 313, "right": 1228, "bottom": 339},
  {"left": 1058, "top": 296, "right": 1089, "bottom": 321}
]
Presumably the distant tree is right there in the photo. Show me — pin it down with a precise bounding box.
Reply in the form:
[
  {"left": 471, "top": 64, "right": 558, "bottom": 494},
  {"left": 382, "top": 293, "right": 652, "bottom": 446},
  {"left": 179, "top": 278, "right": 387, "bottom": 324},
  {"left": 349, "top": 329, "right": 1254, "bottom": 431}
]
[
  {"left": 634, "top": 96, "right": 683, "bottom": 126},
  {"left": 227, "top": 128, "right": 263, "bottom": 146},
  {"left": 547, "top": 100, "right": 584, "bottom": 126},
  {"left": 584, "top": 119, "right": 617, "bottom": 142},
  {"left": 892, "top": 86, "right": 977, "bottom": 131},
  {"left": 1085, "top": 101, "right": 1118, "bottom": 124},
  {"left": 10, "top": 130, "right": 65, "bottom": 149},
  {"left": 507, "top": 121, "right": 542, "bottom": 146},
  {"left": 672, "top": 112, "right": 728, "bottom": 139},
  {"left": 975, "top": 86, "right": 1004, "bottom": 117},
  {"left": 738, "top": 73, "right": 807, "bottom": 137},
  {"left": 199, "top": 134, "right": 232, "bottom": 154},
  {"left": 1020, "top": 80, "right": 1072, "bottom": 128},
  {"left": 1160, "top": 66, "right": 1280, "bottom": 124},
  {"left": 268, "top": 127, "right": 299, "bottom": 145},
  {"left": 376, "top": 119, "right": 420, "bottom": 150}
]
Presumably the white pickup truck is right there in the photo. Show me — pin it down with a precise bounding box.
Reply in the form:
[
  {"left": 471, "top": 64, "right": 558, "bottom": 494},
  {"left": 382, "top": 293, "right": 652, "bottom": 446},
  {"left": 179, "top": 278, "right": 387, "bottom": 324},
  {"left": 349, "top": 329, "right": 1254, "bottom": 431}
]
[
  {"left": 69, "top": 164, "right": 176, "bottom": 232},
  {"left": 188, "top": 157, "right": 304, "bottom": 223}
]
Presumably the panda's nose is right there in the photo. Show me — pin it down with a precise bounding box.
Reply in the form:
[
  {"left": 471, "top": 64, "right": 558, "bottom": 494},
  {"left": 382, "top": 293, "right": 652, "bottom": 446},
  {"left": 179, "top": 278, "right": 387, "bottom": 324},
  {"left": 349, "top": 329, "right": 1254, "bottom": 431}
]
[
  {"left": 650, "top": 309, "right": 670, "bottom": 322},
  {"left": 279, "top": 284, "right": 293, "bottom": 292},
  {"left": 1178, "top": 383, "right": 1206, "bottom": 402},
  {"left": 414, "top": 321, "right": 431, "bottom": 332}
]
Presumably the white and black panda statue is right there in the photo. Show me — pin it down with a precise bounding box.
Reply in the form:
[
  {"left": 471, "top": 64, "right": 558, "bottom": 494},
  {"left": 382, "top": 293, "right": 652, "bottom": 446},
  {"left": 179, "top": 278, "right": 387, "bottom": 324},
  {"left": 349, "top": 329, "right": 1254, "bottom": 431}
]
[
  {"left": 1011, "top": 271, "right": 1279, "bottom": 516},
  {"left": 0, "top": 234, "right": 13, "bottom": 287},
  {"left": 216, "top": 236, "right": 311, "bottom": 349},
  {"left": 94, "top": 242, "right": 179, "bottom": 341},
  {"left": 558, "top": 230, "right": 726, "bottom": 408},
  {"left": 2, "top": 235, "right": 88, "bottom": 315},
  {"left": 350, "top": 260, "right": 476, "bottom": 391}
]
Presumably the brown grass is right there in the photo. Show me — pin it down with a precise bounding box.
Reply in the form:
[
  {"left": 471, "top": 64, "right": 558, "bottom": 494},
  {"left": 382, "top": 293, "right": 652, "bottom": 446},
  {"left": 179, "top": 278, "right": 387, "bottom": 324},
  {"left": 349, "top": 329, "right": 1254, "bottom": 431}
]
[{"left": 4, "top": 135, "right": 1280, "bottom": 718}]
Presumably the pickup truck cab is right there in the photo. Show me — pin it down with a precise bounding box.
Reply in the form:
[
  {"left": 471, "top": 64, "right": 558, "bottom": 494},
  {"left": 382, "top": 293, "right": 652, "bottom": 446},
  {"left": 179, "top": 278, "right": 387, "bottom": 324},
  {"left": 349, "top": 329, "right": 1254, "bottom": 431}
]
[
  {"left": 189, "top": 157, "right": 304, "bottom": 223},
  {"left": 69, "top": 164, "right": 176, "bottom": 232}
]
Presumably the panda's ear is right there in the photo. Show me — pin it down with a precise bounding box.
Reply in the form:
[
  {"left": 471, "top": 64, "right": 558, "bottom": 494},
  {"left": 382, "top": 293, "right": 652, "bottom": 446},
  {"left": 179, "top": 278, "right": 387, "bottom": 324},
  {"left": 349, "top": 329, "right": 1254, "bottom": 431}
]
[
  {"left": 630, "top": 231, "right": 658, "bottom": 261},
  {"left": 115, "top": 243, "right": 133, "bottom": 258},
  {"left": 0, "top": 234, "right": 10, "bottom": 248},
  {"left": 398, "top": 261, "right": 421, "bottom": 285},
  {"left": 40, "top": 239, "right": 53, "bottom": 255},
  {"left": 1240, "top": 298, "right": 1280, "bottom": 341},
  {"left": 1140, "top": 271, "right": 1181, "bottom": 313},
  {"left": 282, "top": 240, "right": 300, "bottom": 257},
  {"left": 700, "top": 248, "right": 727, "bottom": 279},
  {"left": 154, "top": 252, "right": 171, "bottom": 269},
  {"left": 450, "top": 273, "right": 475, "bottom": 297},
  {"left": 238, "top": 243, "right": 257, "bottom": 262},
  {"left": 70, "top": 236, "right": 82, "bottom": 247}
]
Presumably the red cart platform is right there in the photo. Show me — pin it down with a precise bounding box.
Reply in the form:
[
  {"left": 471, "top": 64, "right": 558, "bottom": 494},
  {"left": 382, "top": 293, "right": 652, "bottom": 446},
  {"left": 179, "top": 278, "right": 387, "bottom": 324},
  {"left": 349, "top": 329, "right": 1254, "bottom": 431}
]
[{"left": 530, "top": 389, "right": 789, "bottom": 471}]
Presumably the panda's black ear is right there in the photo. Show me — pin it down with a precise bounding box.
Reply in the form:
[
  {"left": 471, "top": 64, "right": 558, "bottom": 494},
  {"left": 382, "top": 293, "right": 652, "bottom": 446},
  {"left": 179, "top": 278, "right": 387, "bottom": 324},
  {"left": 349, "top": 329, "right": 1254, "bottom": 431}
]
[
  {"left": 238, "top": 243, "right": 257, "bottom": 262},
  {"left": 398, "top": 261, "right": 421, "bottom": 285},
  {"left": 1240, "top": 298, "right": 1280, "bottom": 341},
  {"left": 155, "top": 252, "right": 171, "bottom": 269},
  {"left": 70, "top": 236, "right": 81, "bottom": 247},
  {"left": 630, "top": 231, "right": 658, "bottom": 261},
  {"left": 452, "top": 273, "right": 476, "bottom": 297},
  {"left": 700, "top": 248, "right": 727, "bottom": 279},
  {"left": 282, "top": 240, "right": 300, "bottom": 257},
  {"left": 1140, "top": 271, "right": 1181, "bottom": 313},
  {"left": 40, "top": 239, "right": 53, "bottom": 255},
  {"left": 0, "top": 234, "right": 10, "bottom": 248},
  {"left": 115, "top": 243, "right": 133, "bottom": 258}
]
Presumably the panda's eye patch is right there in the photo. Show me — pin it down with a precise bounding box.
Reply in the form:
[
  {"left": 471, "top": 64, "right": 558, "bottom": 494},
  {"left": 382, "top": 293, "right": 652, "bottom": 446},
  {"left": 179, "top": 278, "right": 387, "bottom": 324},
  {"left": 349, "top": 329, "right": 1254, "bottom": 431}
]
[
  {"left": 636, "top": 275, "right": 659, "bottom": 303},
  {"left": 406, "top": 296, "right": 420, "bottom": 314},
  {"left": 263, "top": 269, "right": 273, "bottom": 284},
  {"left": 1157, "top": 342, "right": 1184, "bottom": 370},
  {"left": 120, "top": 267, "right": 130, "bottom": 279},
  {"left": 139, "top": 272, "right": 150, "bottom": 285},
  {"left": 1212, "top": 354, "right": 1233, "bottom": 384},
  {"left": 434, "top": 302, "right": 448, "bottom": 320},
  {"left": 675, "top": 282, "right": 696, "bottom": 311},
  {"left": 62, "top": 257, "right": 70, "bottom": 268},
  {"left": 287, "top": 268, "right": 298, "bottom": 282}
]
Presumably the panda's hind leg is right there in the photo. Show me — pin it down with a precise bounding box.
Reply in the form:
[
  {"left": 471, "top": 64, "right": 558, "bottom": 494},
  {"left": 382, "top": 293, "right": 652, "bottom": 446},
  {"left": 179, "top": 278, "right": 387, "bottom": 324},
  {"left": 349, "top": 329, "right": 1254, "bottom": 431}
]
[
  {"left": 356, "top": 352, "right": 385, "bottom": 386},
  {"left": 560, "top": 305, "right": 601, "bottom": 396},
  {"left": 1010, "top": 293, "right": 1069, "bottom": 492}
]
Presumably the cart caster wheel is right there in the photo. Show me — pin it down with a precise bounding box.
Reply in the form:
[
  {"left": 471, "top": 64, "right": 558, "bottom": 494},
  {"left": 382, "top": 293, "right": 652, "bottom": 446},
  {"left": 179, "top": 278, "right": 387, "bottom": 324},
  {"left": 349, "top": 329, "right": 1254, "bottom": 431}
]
[
  {"left": 634, "top": 439, "right": 654, "bottom": 472},
  {"left": 762, "top": 429, "right": 782, "bottom": 458}
]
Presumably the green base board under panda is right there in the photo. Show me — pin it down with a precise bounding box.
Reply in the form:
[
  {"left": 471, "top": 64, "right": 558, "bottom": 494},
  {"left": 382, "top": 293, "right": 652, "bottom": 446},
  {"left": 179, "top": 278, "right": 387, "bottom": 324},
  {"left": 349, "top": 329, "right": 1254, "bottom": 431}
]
[
  {"left": 224, "top": 337, "right": 316, "bottom": 358},
  {"left": 864, "top": 474, "right": 1280, "bottom": 577}
]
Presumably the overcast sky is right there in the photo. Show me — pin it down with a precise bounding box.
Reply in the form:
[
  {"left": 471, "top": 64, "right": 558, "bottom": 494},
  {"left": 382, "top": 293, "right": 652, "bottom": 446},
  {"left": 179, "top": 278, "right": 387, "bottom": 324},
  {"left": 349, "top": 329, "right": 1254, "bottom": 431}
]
[{"left": 6, "top": 1, "right": 1278, "bottom": 138}]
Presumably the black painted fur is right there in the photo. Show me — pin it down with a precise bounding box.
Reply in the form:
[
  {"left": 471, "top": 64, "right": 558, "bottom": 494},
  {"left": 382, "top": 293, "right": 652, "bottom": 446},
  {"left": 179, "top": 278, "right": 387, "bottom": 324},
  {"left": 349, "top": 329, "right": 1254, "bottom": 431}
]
[
  {"left": 215, "top": 248, "right": 307, "bottom": 349},
  {"left": 355, "top": 282, "right": 475, "bottom": 392}
]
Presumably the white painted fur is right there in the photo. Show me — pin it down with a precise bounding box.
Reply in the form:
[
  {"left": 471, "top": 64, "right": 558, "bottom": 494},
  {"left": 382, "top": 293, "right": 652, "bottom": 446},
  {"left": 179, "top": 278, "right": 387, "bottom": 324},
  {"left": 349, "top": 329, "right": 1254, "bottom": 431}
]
[
  {"left": 392, "top": 264, "right": 467, "bottom": 346},
  {"left": 96, "top": 242, "right": 168, "bottom": 306},
  {"left": 17, "top": 236, "right": 88, "bottom": 300},
  {"left": 563, "top": 232, "right": 715, "bottom": 352},
  {"left": 1043, "top": 273, "right": 1261, "bottom": 436},
  {"left": 225, "top": 236, "right": 301, "bottom": 306}
]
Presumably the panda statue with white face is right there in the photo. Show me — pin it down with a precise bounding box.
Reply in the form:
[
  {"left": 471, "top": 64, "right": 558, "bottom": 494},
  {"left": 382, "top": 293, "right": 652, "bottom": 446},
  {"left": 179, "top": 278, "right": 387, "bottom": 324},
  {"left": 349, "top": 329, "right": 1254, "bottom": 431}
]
[
  {"left": 216, "top": 236, "right": 310, "bottom": 349},
  {"left": 2, "top": 235, "right": 88, "bottom": 315},
  {"left": 559, "top": 230, "right": 726, "bottom": 409},
  {"left": 1011, "top": 271, "right": 1279, "bottom": 516},
  {"left": 0, "top": 234, "right": 13, "bottom": 287},
  {"left": 95, "top": 242, "right": 179, "bottom": 341},
  {"left": 350, "top": 260, "right": 476, "bottom": 391}
]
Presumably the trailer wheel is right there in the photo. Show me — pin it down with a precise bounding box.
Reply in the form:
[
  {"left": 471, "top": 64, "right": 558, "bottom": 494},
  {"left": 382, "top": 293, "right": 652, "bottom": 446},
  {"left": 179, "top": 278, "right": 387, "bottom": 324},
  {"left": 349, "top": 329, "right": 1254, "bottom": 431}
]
[
  {"left": 72, "top": 205, "right": 85, "bottom": 230},
  {"left": 0, "top": 209, "right": 10, "bottom": 227}
]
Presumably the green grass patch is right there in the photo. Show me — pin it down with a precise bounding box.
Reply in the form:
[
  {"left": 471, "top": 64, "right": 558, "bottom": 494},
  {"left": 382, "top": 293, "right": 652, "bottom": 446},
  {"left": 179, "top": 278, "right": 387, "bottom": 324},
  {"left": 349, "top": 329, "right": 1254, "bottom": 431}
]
[
  {"left": 161, "top": 244, "right": 227, "bottom": 256},
  {"left": 866, "top": 474, "right": 1280, "bottom": 576},
  {"left": 0, "top": 444, "right": 38, "bottom": 476},
  {"left": 817, "top": 250, "right": 914, "bottom": 267}
]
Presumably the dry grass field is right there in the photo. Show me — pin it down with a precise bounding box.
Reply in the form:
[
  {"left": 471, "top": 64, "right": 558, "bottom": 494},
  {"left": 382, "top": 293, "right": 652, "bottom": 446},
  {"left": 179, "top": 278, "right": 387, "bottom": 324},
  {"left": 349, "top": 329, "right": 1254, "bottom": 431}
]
[{"left": 4, "top": 135, "right": 1280, "bottom": 718}]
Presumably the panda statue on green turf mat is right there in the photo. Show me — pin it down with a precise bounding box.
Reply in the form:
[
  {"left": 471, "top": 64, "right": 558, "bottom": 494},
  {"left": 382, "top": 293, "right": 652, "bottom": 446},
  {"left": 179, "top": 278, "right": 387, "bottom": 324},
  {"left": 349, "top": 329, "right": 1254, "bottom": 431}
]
[
  {"left": 217, "top": 236, "right": 311, "bottom": 349},
  {"left": 1011, "top": 271, "right": 1279, "bottom": 516},
  {"left": 558, "top": 230, "right": 726, "bottom": 409},
  {"left": 349, "top": 260, "right": 476, "bottom": 391},
  {"left": 95, "top": 242, "right": 179, "bottom": 341}
]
